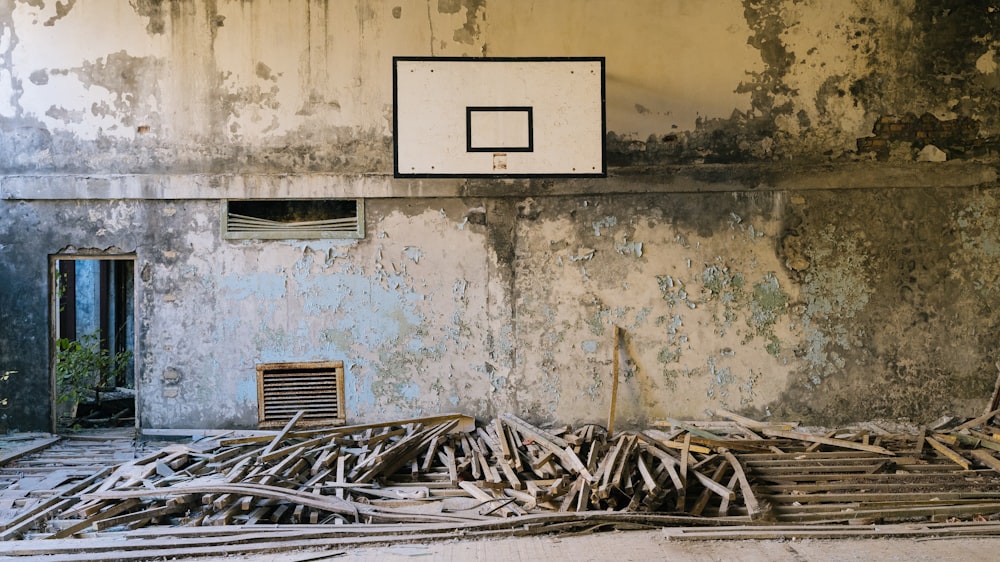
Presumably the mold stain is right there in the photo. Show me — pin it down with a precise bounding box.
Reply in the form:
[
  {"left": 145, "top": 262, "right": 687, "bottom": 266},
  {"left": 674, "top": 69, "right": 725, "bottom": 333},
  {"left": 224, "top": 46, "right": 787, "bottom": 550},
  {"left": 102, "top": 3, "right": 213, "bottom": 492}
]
[
  {"left": 129, "top": 0, "right": 169, "bottom": 35},
  {"left": 953, "top": 192, "right": 1000, "bottom": 296},
  {"left": 799, "top": 225, "right": 872, "bottom": 385},
  {"left": 748, "top": 273, "right": 789, "bottom": 355},
  {"left": 42, "top": 0, "right": 76, "bottom": 27}
]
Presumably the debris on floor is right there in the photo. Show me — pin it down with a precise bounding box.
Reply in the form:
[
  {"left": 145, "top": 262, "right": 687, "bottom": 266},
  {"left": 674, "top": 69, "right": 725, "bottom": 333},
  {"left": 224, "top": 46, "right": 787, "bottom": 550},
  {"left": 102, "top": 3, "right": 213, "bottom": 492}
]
[{"left": 4, "top": 409, "right": 1000, "bottom": 559}]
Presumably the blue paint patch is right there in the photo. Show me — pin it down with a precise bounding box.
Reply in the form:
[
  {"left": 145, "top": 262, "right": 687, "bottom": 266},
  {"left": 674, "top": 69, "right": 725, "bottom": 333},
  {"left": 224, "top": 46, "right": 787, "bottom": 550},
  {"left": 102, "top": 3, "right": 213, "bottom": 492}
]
[
  {"left": 632, "top": 307, "right": 651, "bottom": 328},
  {"left": 452, "top": 279, "right": 468, "bottom": 300},
  {"left": 288, "top": 269, "right": 425, "bottom": 350},
  {"left": 218, "top": 273, "right": 287, "bottom": 301},
  {"left": 400, "top": 381, "right": 420, "bottom": 401},
  {"left": 407, "top": 337, "right": 427, "bottom": 354},
  {"left": 403, "top": 246, "right": 423, "bottom": 263},
  {"left": 615, "top": 238, "right": 643, "bottom": 257},
  {"left": 235, "top": 377, "right": 257, "bottom": 405},
  {"left": 349, "top": 364, "right": 377, "bottom": 409},
  {"left": 592, "top": 216, "right": 618, "bottom": 237},
  {"left": 491, "top": 375, "right": 506, "bottom": 392},
  {"left": 581, "top": 340, "right": 598, "bottom": 354}
]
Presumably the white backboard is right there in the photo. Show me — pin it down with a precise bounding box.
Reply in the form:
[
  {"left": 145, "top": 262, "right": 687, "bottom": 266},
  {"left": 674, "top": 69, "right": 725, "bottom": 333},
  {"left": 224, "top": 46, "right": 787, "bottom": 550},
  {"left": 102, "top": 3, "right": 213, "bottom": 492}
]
[{"left": 394, "top": 57, "right": 606, "bottom": 178}]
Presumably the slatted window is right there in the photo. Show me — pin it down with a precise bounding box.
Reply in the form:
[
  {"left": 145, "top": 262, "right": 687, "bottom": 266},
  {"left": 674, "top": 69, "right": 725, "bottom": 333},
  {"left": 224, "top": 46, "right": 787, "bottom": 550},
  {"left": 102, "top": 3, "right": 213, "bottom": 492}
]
[
  {"left": 224, "top": 199, "right": 364, "bottom": 240},
  {"left": 256, "top": 361, "right": 346, "bottom": 428}
]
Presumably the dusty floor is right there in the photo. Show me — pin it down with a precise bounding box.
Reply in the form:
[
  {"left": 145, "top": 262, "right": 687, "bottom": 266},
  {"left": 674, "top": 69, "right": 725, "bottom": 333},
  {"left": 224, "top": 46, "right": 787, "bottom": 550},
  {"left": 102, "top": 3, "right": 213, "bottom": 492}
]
[{"left": 160, "top": 530, "right": 1000, "bottom": 562}]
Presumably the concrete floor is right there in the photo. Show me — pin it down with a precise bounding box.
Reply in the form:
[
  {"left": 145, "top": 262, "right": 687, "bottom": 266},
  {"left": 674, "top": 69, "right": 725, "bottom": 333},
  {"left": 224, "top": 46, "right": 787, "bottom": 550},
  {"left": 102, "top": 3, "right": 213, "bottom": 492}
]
[{"left": 175, "top": 529, "right": 1000, "bottom": 562}]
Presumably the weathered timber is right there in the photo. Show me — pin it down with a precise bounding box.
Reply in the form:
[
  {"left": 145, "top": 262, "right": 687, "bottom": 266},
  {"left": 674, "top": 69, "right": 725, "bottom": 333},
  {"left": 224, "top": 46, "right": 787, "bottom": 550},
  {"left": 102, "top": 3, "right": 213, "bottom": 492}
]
[
  {"left": 720, "top": 449, "right": 762, "bottom": 521},
  {"left": 762, "top": 429, "right": 896, "bottom": 455},
  {"left": 0, "top": 436, "right": 61, "bottom": 467}
]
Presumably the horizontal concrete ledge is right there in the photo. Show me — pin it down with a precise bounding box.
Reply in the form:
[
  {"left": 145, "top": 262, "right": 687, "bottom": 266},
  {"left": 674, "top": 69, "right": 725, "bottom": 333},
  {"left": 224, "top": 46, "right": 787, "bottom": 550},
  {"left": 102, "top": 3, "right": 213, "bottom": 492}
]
[{"left": 1, "top": 162, "right": 997, "bottom": 200}]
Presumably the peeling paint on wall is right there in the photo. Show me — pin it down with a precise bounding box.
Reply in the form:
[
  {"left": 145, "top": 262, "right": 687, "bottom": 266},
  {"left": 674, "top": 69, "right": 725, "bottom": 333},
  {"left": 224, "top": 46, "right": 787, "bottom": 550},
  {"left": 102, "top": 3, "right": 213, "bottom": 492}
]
[
  {"left": 3, "top": 1, "right": 1000, "bottom": 433},
  {"left": 2, "top": 1, "right": 999, "bottom": 173},
  {"left": 3, "top": 187, "right": 1000, "bottom": 430},
  {"left": 769, "top": 188, "right": 1000, "bottom": 425}
]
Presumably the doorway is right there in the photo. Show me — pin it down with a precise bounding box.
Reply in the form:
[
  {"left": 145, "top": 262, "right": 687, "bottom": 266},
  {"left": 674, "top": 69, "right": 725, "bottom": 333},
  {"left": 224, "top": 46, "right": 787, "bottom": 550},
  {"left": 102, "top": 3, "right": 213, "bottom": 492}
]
[{"left": 51, "top": 256, "right": 136, "bottom": 431}]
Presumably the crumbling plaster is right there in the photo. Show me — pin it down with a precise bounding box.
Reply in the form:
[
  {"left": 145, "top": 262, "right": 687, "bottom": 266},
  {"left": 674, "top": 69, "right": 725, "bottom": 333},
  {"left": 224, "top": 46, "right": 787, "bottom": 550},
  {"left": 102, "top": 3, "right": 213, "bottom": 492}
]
[
  {"left": 3, "top": 1, "right": 999, "bottom": 170},
  {"left": 4, "top": 187, "right": 1000, "bottom": 431},
  {"left": 2, "top": 1, "right": 1000, "bottom": 432}
]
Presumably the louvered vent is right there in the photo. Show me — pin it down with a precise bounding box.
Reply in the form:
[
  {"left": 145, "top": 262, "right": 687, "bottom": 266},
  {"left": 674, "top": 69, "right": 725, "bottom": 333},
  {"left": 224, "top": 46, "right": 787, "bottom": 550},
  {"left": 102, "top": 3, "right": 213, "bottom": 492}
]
[
  {"left": 224, "top": 199, "right": 364, "bottom": 240},
  {"left": 256, "top": 361, "right": 346, "bottom": 428}
]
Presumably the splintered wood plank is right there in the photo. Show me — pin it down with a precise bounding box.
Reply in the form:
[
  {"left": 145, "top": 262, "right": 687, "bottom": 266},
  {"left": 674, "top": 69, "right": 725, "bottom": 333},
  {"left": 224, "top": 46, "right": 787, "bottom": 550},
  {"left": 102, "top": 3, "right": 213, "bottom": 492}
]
[
  {"left": 955, "top": 407, "right": 1000, "bottom": 432},
  {"left": 260, "top": 410, "right": 306, "bottom": 457},
  {"left": 422, "top": 435, "right": 442, "bottom": 472},
  {"left": 494, "top": 419, "right": 513, "bottom": 463},
  {"left": 717, "top": 473, "right": 741, "bottom": 517},
  {"left": 495, "top": 453, "right": 522, "bottom": 490},
  {"left": 763, "top": 491, "right": 1000, "bottom": 504},
  {"left": 713, "top": 408, "right": 798, "bottom": 431},
  {"left": 968, "top": 448, "right": 1000, "bottom": 474},
  {"left": 679, "top": 432, "right": 691, "bottom": 505},
  {"left": 260, "top": 434, "right": 329, "bottom": 464},
  {"left": 773, "top": 501, "right": 1000, "bottom": 524},
  {"left": 965, "top": 430, "right": 1000, "bottom": 453},
  {"left": 721, "top": 449, "right": 762, "bottom": 521},
  {"left": 925, "top": 436, "right": 971, "bottom": 470},
  {"left": 503, "top": 414, "right": 594, "bottom": 483},
  {"left": 635, "top": 455, "right": 659, "bottom": 494},
  {"left": 690, "top": 467, "right": 737, "bottom": 501},
  {"left": 691, "top": 460, "right": 728, "bottom": 516},
  {"left": 440, "top": 446, "right": 458, "bottom": 486},
  {"left": 48, "top": 498, "right": 142, "bottom": 539},
  {"left": 666, "top": 521, "right": 1000, "bottom": 541},
  {"left": 0, "top": 436, "right": 61, "bottom": 467},
  {"left": 458, "top": 481, "right": 516, "bottom": 517},
  {"left": 557, "top": 477, "right": 583, "bottom": 513},
  {"left": 0, "top": 469, "right": 75, "bottom": 501},
  {"left": 763, "top": 429, "right": 896, "bottom": 456},
  {"left": 0, "top": 469, "right": 108, "bottom": 539},
  {"left": 297, "top": 413, "right": 476, "bottom": 439},
  {"left": 356, "top": 421, "right": 458, "bottom": 484},
  {"left": 94, "top": 503, "right": 185, "bottom": 531}
]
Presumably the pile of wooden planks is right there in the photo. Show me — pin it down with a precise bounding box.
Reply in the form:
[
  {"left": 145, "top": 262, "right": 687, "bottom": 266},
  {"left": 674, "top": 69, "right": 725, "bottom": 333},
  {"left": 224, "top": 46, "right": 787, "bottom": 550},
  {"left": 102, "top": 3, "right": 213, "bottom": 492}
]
[{"left": 5, "top": 409, "right": 1000, "bottom": 558}]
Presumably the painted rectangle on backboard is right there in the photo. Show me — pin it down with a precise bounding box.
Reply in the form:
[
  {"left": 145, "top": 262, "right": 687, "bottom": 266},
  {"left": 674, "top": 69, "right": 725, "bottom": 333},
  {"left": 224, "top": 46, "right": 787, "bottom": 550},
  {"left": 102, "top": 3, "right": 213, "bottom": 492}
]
[{"left": 394, "top": 57, "right": 605, "bottom": 178}]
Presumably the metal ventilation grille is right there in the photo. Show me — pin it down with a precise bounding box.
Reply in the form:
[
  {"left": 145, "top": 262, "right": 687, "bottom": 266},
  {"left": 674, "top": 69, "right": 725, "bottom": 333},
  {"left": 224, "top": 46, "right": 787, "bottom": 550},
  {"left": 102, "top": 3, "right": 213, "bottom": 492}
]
[
  {"left": 224, "top": 199, "right": 365, "bottom": 240},
  {"left": 256, "top": 361, "right": 346, "bottom": 428}
]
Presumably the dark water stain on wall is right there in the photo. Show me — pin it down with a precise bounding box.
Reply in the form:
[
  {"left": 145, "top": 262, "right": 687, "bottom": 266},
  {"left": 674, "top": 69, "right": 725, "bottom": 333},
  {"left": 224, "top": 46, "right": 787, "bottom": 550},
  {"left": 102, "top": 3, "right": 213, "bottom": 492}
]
[
  {"left": 766, "top": 187, "right": 1000, "bottom": 425},
  {"left": 43, "top": 0, "right": 77, "bottom": 27},
  {"left": 71, "top": 51, "right": 164, "bottom": 127},
  {"left": 847, "top": 1, "right": 1000, "bottom": 140},
  {"left": 911, "top": 1, "right": 1000, "bottom": 131},
  {"left": 608, "top": 1, "right": 1000, "bottom": 166},
  {"left": 130, "top": 0, "right": 169, "bottom": 35},
  {"left": 0, "top": 202, "right": 49, "bottom": 431},
  {"left": 437, "top": 0, "right": 484, "bottom": 45},
  {"left": 739, "top": 0, "right": 796, "bottom": 118}
]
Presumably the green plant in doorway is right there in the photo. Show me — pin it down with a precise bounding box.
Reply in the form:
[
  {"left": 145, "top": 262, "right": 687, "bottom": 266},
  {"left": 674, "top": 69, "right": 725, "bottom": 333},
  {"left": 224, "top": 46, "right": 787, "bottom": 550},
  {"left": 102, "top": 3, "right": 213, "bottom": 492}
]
[{"left": 55, "top": 331, "right": 132, "bottom": 408}]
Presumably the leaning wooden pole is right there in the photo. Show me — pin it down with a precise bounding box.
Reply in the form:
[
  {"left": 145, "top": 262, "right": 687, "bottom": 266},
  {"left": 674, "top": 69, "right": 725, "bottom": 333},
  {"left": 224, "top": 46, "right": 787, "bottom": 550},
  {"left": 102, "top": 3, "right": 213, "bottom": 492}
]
[
  {"left": 986, "top": 361, "right": 1000, "bottom": 417},
  {"left": 608, "top": 326, "right": 622, "bottom": 437}
]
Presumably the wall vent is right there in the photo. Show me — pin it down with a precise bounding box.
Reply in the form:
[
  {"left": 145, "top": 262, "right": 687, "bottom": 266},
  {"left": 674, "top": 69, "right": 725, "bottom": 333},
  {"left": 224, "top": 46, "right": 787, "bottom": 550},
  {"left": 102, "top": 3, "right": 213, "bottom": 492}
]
[
  {"left": 256, "top": 361, "right": 346, "bottom": 428},
  {"left": 224, "top": 199, "right": 364, "bottom": 240}
]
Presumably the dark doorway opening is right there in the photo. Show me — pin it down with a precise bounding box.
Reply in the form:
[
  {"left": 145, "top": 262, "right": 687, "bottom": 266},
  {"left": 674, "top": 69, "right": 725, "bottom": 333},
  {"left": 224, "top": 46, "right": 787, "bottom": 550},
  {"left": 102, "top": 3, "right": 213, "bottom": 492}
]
[{"left": 51, "top": 257, "right": 136, "bottom": 431}]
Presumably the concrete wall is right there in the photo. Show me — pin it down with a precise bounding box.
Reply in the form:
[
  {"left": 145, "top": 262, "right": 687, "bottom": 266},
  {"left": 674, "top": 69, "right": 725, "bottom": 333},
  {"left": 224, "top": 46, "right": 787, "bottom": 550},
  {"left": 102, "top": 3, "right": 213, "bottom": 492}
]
[{"left": 1, "top": 0, "right": 999, "bottom": 431}]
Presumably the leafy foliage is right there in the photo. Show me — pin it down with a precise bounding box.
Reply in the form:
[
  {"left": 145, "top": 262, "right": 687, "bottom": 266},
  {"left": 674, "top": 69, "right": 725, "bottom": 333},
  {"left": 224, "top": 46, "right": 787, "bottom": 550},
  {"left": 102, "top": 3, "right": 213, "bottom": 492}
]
[{"left": 55, "top": 331, "right": 132, "bottom": 406}]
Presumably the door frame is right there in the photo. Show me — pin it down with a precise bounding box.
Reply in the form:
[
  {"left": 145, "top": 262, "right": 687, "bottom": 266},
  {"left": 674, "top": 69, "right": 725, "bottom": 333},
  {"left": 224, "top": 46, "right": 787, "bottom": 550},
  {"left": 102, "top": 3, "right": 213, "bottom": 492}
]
[{"left": 49, "top": 253, "right": 138, "bottom": 433}]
